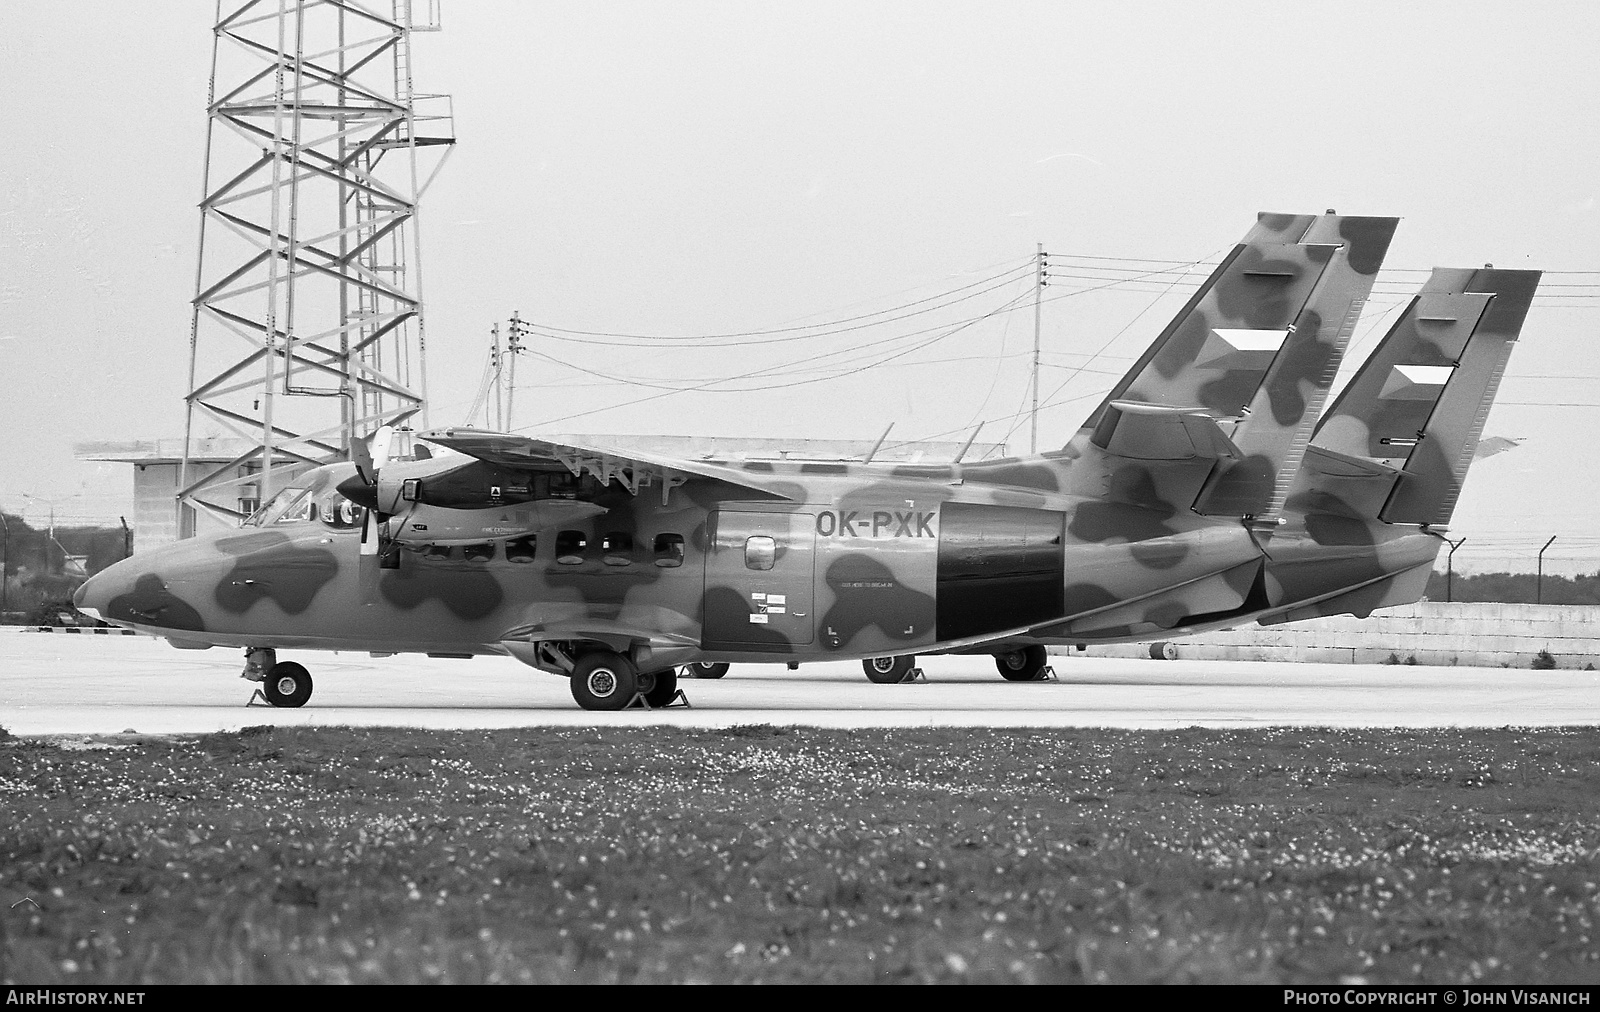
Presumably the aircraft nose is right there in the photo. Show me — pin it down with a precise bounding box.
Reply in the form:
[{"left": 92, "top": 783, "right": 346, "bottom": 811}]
[
  {"left": 74, "top": 559, "right": 126, "bottom": 621},
  {"left": 72, "top": 548, "right": 212, "bottom": 634}
]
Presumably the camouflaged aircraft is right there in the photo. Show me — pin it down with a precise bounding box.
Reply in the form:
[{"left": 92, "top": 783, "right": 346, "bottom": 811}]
[{"left": 73, "top": 211, "right": 1540, "bottom": 710}]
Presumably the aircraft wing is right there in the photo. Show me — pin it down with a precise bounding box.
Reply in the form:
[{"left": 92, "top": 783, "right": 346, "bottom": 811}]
[{"left": 418, "top": 428, "right": 797, "bottom": 502}]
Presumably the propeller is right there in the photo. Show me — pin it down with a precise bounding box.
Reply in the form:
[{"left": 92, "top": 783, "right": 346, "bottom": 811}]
[
  {"left": 336, "top": 426, "right": 396, "bottom": 560},
  {"left": 337, "top": 425, "right": 396, "bottom": 515}
]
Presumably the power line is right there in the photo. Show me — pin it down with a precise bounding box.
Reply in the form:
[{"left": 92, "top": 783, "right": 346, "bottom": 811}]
[
  {"left": 520, "top": 285, "right": 1043, "bottom": 392},
  {"left": 520, "top": 289, "right": 1038, "bottom": 429},
  {"left": 523, "top": 259, "right": 1036, "bottom": 345}
]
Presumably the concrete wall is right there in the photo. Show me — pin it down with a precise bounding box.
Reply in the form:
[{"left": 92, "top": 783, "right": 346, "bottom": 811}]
[
  {"left": 130, "top": 464, "right": 240, "bottom": 552},
  {"left": 1077, "top": 602, "right": 1600, "bottom": 669},
  {"left": 130, "top": 464, "right": 184, "bottom": 551}
]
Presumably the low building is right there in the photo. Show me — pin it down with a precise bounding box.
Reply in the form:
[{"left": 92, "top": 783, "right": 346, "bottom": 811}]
[{"left": 74, "top": 438, "right": 312, "bottom": 553}]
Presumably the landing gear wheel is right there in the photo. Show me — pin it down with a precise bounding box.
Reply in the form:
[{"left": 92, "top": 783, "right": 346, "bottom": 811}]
[
  {"left": 643, "top": 667, "right": 679, "bottom": 708},
  {"left": 262, "top": 661, "right": 313, "bottom": 707},
  {"left": 685, "top": 661, "right": 729, "bottom": 679},
  {"left": 863, "top": 655, "right": 916, "bottom": 684},
  {"left": 570, "top": 651, "right": 639, "bottom": 711},
  {"left": 995, "top": 644, "right": 1050, "bottom": 681}
]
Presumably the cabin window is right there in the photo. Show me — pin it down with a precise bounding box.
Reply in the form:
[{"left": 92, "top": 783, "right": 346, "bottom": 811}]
[
  {"left": 654, "top": 533, "right": 684, "bottom": 568},
  {"left": 601, "top": 531, "right": 634, "bottom": 567},
  {"left": 556, "top": 530, "right": 588, "bottom": 565},
  {"left": 422, "top": 545, "right": 453, "bottom": 560},
  {"left": 462, "top": 542, "right": 495, "bottom": 563},
  {"left": 505, "top": 535, "right": 537, "bottom": 563},
  {"left": 745, "top": 536, "right": 776, "bottom": 571}
]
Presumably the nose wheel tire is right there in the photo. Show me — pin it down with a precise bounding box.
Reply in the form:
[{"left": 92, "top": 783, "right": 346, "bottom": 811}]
[
  {"left": 262, "top": 661, "right": 313, "bottom": 707},
  {"left": 996, "top": 645, "right": 1050, "bottom": 681},
  {"left": 570, "top": 651, "right": 639, "bottom": 711},
  {"left": 685, "top": 661, "right": 729, "bottom": 679},
  {"left": 863, "top": 655, "right": 916, "bottom": 684}
]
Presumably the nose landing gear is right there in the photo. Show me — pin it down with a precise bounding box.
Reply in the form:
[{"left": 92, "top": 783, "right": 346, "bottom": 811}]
[
  {"left": 242, "top": 647, "right": 314, "bottom": 708},
  {"left": 263, "top": 662, "right": 314, "bottom": 707}
]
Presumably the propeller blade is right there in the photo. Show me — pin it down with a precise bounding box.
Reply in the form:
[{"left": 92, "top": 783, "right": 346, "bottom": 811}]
[
  {"left": 372, "top": 424, "right": 396, "bottom": 471},
  {"left": 349, "top": 433, "right": 376, "bottom": 485}
]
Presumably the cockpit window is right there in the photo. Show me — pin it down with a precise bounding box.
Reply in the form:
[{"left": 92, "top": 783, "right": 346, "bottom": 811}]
[
  {"left": 318, "top": 494, "right": 364, "bottom": 530},
  {"left": 245, "top": 487, "right": 313, "bottom": 527}
]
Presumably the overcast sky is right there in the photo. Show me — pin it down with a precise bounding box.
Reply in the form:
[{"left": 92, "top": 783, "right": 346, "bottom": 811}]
[{"left": 2, "top": 1, "right": 1596, "bottom": 571}]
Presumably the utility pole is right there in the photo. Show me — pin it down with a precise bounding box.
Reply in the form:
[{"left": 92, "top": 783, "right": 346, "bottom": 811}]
[
  {"left": 506, "top": 311, "right": 529, "bottom": 431},
  {"left": 1537, "top": 535, "right": 1557, "bottom": 604},
  {"left": 489, "top": 322, "right": 503, "bottom": 430},
  {"left": 1030, "top": 243, "right": 1048, "bottom": 455}
]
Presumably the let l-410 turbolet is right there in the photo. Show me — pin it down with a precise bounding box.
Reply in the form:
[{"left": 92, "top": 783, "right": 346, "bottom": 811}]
[{"left": 75, "top": 211, "right": 1540, "bottom": 710}]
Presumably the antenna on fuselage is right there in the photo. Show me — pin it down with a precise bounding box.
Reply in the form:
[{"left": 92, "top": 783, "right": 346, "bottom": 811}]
[
  {"left": 861, "top": 423, "right": 894, "bottom": 464},
  {"left": 953, "top": 422, "right": 984, "bottom": 464}
]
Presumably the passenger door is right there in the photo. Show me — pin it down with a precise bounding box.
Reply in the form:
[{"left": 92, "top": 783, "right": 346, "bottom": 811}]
[{"left": 702, "top": 510, "right": 815, "bottom": 649}]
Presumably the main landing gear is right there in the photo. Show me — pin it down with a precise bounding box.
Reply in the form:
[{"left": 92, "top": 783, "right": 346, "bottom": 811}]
[
  {"left": 994, "top": 644, "right": 1052, "bottom": 681},
  {"left": 569, "top": 650, "right": 683, "bottom": 711},
  {"left": 684, "top": 661, "right": 730, "bottom": 679}
]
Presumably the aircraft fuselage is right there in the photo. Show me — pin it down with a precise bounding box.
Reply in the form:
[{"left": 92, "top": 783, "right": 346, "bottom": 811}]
[{"left": 79, "top": 454, "right": 1306, "bottom": 673}]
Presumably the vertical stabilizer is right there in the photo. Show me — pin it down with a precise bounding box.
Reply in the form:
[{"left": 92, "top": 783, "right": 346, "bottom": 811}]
[
  {"left": 1083, "top": 213, "right": 1326, "bottom": 422},
  {"left": 1191, "top": 215, "right": 1399, "bottom": 517},
  {"left": 1305, "top": 268, "right": 1541, "bottom": 526},
  {"left": 1068, "top": 211, "right": 1398, "bottom": 518}
]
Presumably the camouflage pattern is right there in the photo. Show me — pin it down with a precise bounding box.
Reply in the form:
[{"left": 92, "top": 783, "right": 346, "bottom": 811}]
[
  {"left": 73, "top": 214, "right": 1539, "bottom": 707},
  {"left": 1248, "top": 267, "right": 1542, "bottom": 625},
  {"left": 1308, "top": 267, "right": 1540, "bottom": 526}
]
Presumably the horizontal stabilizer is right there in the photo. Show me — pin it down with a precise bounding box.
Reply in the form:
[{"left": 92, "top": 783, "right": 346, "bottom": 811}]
[
  {"left": 1302, "top": 444, "right": 1399, "bottom": 479},
  {"left": 1090, "top": 401, "right": 1243, "bottom": 461}
]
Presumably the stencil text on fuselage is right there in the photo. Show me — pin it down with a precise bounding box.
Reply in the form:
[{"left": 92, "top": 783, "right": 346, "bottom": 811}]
[{"left": 814, "top": 510, "right": 936, "bottom": 538}]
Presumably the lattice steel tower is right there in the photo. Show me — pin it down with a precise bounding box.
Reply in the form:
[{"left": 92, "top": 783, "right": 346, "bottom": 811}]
[{"left": 181, "top": 0, "right": 453, "bottom": 528}]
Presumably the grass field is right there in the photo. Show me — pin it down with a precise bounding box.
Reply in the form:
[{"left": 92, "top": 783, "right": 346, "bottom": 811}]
[{"left": 3, "top": 723, "right": 1600, "bottom": 984}]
